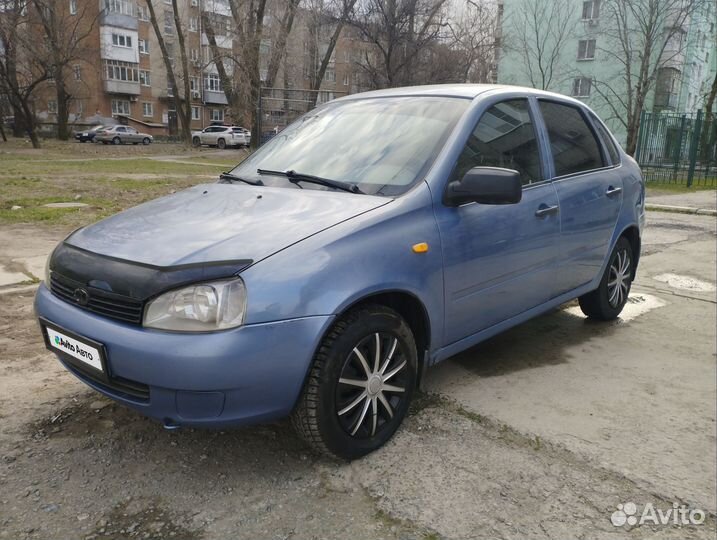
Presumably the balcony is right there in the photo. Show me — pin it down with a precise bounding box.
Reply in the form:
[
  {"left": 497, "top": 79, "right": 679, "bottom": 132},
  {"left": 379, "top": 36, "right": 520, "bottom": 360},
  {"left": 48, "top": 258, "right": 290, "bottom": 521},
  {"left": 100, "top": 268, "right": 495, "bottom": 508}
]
[
  {"left": 99, "top": 0, "right": 138, "bottom": 30},
  {"left": 202, "top": 0, "right": 232, "bottom": 17},
  {"left": 204, "top": 90, "right": 228, "bottom": 104},
  {"left": 104, "top": 80, "right": 140, "bottom": 95},
  {"left": 201, "top": 33, "right": 233, "bottom": 49}
]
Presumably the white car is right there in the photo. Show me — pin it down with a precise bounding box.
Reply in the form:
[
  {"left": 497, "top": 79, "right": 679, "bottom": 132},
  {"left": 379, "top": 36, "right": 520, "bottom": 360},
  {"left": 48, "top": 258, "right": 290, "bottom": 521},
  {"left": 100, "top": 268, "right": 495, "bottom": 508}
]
[{"left": 192, "top": 126, "right": 251, "bottom": 149}]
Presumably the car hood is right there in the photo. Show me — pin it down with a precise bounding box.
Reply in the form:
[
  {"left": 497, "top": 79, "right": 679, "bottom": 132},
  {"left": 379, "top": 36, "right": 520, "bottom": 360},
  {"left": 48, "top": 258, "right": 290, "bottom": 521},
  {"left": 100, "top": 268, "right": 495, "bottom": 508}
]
[{"left": 66, "top": 184, "right": 391, "bottom": 268}]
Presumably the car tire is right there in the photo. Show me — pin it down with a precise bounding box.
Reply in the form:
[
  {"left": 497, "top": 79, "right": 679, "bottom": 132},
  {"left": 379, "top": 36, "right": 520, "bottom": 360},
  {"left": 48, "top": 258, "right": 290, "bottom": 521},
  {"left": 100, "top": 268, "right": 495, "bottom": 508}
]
[
  {"left": 292, "top": 304, "right": 418, "bottom": 460},
  {"left": 578, "top": 236, "right": 633, "bottom": 320},
  {"left": 192, "top": 137, "right": 201, "bottom": 147},
  {"left": 142, "top": 137, "right": 151, "bottom": 145},
  {"left": 112, "top": 137, "right": 121, "bottom": 145},
  {"left": 217, "top": 138, "right": 226, "bottom": 150}
]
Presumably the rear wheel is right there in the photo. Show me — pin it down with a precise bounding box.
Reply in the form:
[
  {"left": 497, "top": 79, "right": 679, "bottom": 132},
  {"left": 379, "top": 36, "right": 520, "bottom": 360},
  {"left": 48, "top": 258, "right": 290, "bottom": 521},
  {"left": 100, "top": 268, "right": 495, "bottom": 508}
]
[
  {"left": 112, "top": 136, "right": 121, "bottom": 145},
  {"left": 217, "top": 138, "right": 226, "bottom": 149},
  {"left": 292, "top": 305, "right": 417, "bottom": 460},
  {"left": 578, "top": 237, "right": 633, "bottom": 320},
  {"left": 142, "top": 137, "right": 151, "bottom": 145}
]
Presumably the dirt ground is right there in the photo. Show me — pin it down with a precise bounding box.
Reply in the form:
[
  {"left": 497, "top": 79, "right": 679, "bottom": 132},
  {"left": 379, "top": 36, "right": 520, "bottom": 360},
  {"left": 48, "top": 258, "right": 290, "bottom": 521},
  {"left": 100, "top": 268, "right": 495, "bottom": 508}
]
[{"left": 0, "top": 153, "right": 715, "bottom": 538}]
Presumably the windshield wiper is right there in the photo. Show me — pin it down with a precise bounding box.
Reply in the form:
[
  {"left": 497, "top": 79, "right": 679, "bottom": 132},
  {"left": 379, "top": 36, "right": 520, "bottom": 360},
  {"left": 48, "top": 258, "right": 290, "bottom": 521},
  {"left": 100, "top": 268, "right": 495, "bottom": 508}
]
[
  {"left": 219, "top": 172, "right": 263, "bottom": 186},
  {"left": 256, "top": 169, "right": 364, "bottom": 194}
]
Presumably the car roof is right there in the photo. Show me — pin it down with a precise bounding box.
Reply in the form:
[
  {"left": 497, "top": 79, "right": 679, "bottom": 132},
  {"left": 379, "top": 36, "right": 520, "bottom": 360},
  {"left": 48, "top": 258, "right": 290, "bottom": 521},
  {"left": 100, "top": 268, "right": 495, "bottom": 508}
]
[{"left": 334, "top": 84, "right": 587, "bottom": 107}]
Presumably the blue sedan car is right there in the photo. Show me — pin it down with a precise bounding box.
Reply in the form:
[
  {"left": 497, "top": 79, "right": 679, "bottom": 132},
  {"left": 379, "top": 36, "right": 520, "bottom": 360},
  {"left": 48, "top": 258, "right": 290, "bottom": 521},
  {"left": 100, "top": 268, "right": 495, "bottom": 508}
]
[{"left": 36, "top": 85, "right": 645, "bottom": 459}]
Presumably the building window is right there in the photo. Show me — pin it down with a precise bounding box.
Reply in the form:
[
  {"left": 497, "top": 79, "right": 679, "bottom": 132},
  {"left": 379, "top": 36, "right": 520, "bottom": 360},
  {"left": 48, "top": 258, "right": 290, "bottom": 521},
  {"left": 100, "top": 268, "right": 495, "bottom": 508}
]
[
  {"left": 47, "top": 100, "right": 57, "bottom": 114},
  {"left": 142, "top": 102, "right": 153, "bottom": 117},
  {"left": 167, "top": 83, "right": 174, "bottom": 97},
  {"left": 577, "top": 39, "right": 596, "bottom": 60},
  {"left": 204, "top": 73, "right": 221, "bottom": 92},
  {"left": 77, "top": 101, "right": 84, "bottom": 115},
  {"left": 190, "top": 48, "right": 199, "bottom": 62},
  {"left": 139, "top": 70, "right": 151, "bottom": 86},
  {"left": 69, "top": 0, "right": 77, "bottom": 15},
  {"left": 343, "top": 73, "right": 349, "bottom": 86},
  {"left": 165, "top": 42, "right": 174, "bottom": 59},
  {"left": 325, "top": 70, "right": 336, "bottom": 82},
  {"left": 192, "top": 106, "right": 200, "bottom": 120},
  {"left": 137, "top": 5, "right": 149, "bottom": 21},
  {"left": 139, "top": 39, "right": 149, "bottom": 54},
  {"left": 164, "top": 10, "right": 174, "bottom": 34},
  {"left": 104, "top": 0, "right": 134, "bottom": 16},
  {"left": 104, "top": 60, "right": 139, "bottom": 82},
  {"left": 581, "top": 0, "right": 600, "bottom": 20},
  {"left": 189, "top": 17, "right": 198, "bottom": 32},
  {"left": 571, "top": 77, "right": 592, "bottom": 97},
  {"left": 73, "top": 65, "right": 82, "bottom": 81},
  {"left": 210, "top": 109, "right": 224, "bottom": 122},
  {"left": 112, "top": 33, "right": 132, "bottom": 48},
  {"left": 190, "top": 77, "right": 200, "bottom": 92},
  {"left": 111, "top": 99, "right": 131, "bottom": 116}
]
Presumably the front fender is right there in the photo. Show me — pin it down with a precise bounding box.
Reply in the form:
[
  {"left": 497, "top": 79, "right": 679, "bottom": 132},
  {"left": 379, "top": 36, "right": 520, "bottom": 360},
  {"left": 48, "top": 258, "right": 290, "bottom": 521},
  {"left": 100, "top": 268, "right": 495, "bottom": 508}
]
[{"left": 240, "top": 183, "right": 444, "bottom": 351}]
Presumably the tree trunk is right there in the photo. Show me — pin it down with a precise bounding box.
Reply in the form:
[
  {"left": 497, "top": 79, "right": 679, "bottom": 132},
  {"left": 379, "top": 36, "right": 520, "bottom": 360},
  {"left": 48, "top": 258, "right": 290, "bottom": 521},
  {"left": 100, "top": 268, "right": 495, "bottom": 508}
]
[
  {"left": 699, "top": 73, "right": 717, "bottom": 162},
  {"left": 172, "top": 0, "right": 193, "bottom": 145},
  {"left": 265, "top": 0, "right": 299, "bottom": 88},
  {"left": 248, "top": 0, "right": 267, "bottom": 149},
  {"left": 145, "top": 0, "right": 191, "bottom": 144},
  {"left": 55, "top": 76, "right": 70, "bottom": 140},
  {"left": 0, "top": 120, "right": 7, "bottom": 142}
]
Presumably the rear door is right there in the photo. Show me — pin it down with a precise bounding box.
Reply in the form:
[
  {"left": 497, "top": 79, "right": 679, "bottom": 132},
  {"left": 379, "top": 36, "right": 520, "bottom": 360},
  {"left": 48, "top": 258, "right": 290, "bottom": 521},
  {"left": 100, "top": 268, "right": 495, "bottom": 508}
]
[
  {"left": 434, "top": 98, "right": 561, "bottom": 344},
  {"left": 537, "top": 100, "right": 623, "bottom": 294}
]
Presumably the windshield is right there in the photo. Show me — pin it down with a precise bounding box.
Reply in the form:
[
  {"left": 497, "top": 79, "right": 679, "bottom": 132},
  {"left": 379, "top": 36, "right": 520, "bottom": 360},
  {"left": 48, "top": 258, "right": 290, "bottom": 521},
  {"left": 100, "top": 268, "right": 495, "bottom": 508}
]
[{"left": 229, "top": 96, "right": 469, "bottom": 196}]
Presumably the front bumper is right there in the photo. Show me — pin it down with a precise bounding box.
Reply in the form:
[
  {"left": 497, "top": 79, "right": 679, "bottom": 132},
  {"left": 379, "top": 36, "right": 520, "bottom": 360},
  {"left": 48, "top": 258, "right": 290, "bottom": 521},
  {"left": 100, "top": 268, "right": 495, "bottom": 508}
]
[{"left": 35, "top": 283, "right": 332, "bottom": 428}]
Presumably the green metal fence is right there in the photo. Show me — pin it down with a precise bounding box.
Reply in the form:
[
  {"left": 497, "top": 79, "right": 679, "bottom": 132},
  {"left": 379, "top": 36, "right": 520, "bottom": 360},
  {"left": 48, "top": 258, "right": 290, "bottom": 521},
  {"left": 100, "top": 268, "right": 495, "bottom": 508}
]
[{"left": 635, "top": 110, "right": 717, "bottom": 187}]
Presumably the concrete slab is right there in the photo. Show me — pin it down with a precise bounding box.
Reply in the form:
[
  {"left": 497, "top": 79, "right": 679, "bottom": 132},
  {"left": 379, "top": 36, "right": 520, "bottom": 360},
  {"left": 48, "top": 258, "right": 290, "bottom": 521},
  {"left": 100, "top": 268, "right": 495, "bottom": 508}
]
[
  {"left": 42, "top": 202, "right": 89, "bottom": 208},
  {"left": 0, "top": 264, "right": 29, "bottom": 287}
]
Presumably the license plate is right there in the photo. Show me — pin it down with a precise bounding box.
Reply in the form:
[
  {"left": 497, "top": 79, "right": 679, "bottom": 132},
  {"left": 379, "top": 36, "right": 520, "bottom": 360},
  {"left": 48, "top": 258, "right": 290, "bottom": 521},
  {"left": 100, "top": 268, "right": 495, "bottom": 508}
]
[{"left": 42, "top": 321, "right": 105, "bottom": 374}]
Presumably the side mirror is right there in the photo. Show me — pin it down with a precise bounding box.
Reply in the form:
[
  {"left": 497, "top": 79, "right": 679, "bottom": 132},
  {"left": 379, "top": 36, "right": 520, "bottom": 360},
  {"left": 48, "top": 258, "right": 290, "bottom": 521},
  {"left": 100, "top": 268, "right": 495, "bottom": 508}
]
[{"left": 444, "top": 167, "right": 523, "bottom": 206}]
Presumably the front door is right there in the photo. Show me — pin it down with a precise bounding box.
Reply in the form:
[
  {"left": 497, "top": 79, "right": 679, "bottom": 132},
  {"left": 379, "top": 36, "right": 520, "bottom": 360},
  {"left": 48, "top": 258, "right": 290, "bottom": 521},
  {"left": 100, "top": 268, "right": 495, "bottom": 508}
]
[
  {"left": 536, "top": 101, "right": 623, "bottom": 294},
  {"left": 434, "top": 98, "right": 561, "bottom": 345}
]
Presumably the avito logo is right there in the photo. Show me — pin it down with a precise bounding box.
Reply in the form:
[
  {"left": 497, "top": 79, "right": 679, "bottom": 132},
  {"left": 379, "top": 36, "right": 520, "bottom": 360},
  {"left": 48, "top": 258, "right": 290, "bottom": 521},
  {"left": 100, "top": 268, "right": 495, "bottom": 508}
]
[{"left": 54, "top": 334, "right": 95, "bottom": 362}]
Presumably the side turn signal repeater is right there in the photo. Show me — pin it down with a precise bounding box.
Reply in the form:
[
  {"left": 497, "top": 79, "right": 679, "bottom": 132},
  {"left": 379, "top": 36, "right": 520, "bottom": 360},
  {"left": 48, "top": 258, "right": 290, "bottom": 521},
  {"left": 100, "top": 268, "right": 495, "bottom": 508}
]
[{"left": 412, "top": 242, "right": 429, "bottom": 254}]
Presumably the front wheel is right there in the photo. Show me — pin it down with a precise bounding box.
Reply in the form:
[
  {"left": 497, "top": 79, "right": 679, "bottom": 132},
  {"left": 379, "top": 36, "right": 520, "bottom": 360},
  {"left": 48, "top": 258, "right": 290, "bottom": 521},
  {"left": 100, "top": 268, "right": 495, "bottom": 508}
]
[
  {"left": 578, "top": 237, "right": 633, "bottom": 320},
  {"left": 292, "top": 305, "right": 417, "bottom": 460}
]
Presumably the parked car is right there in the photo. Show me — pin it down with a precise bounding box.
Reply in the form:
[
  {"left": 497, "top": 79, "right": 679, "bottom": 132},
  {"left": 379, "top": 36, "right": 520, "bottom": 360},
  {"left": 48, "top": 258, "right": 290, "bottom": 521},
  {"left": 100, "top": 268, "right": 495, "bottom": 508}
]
[
  {"left": 74, "top": 125, "right": 106, "bottom": 143},
  {"left": 192, "top": 126, "right": 250, "bottom": 149},
  {"left": 95, "top": 125, "right": 153, "bottom": 145},
  {"left": 36, "top": 85, "right": 644, "bottom": 460}
]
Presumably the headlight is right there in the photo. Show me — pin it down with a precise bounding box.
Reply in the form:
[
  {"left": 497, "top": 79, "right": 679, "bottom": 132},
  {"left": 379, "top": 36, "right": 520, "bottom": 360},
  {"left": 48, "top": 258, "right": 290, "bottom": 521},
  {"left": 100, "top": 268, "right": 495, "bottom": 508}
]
[{"left": 143, "top": 278, "right": 247, "bottom": 331}]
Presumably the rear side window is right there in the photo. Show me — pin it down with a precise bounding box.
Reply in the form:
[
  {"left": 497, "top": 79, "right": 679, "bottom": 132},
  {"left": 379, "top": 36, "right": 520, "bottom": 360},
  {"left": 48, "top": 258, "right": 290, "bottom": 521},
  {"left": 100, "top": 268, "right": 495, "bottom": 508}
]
[
  {"left": 539, "top": 101, "right": 605, "bottom": 177},
  {"left": 591, "top": 114, "right": 621, "bottom": 165},
  {"left": 451, "top": 99, "right": 542, "bottom": 185}
]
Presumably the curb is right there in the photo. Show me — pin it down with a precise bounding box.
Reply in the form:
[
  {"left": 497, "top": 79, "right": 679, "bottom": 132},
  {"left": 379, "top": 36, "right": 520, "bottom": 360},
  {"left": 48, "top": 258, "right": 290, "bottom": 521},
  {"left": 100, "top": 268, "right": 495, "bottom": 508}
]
[{"left": 645, "top": 203, "right": 717, "bottom": 217}]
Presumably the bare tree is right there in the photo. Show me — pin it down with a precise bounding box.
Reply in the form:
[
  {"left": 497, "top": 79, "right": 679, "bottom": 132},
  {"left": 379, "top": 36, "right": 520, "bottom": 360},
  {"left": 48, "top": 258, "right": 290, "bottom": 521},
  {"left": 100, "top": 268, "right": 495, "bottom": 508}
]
[
  {"left": 447, "top": 0, "right": 499, "bottom": 83},
  {"left": 592, "top": 0, "right": 701, "bottom": 155},
  {"left": 31, "top": 0, "right": 97, "bottom": 140},
  {"left": 350, "top": 0, "right": 449, "bottom": 88},
  {"left": 509, "top": 0, "right": 575, "bottom": 90},
  {"left": 144, "top": 0, "right": 193, "bottom": 144},
  {"left": 305, "top": 0, "right": 358, "bottom": 106},
  {"left": 0, "top": 0, "right": 49, "bottom": 147},
  {"left": 699, "top": 72, "right": 716, "bottom": 162},
  {"left": 265, "top": 0, "right": 301, "bottom": 88}
]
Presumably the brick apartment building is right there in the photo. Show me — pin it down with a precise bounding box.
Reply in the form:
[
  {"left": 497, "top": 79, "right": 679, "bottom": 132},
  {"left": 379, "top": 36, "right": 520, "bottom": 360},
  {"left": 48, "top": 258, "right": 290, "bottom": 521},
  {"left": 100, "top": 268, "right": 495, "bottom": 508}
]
[{"left": 26, "top": 0, "right": 372, "bottom": 137}]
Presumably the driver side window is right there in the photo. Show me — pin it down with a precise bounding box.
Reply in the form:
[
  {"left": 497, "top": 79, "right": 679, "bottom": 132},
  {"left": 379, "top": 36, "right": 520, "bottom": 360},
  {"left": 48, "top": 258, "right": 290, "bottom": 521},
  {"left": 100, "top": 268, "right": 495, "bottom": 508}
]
[{"left": 451, "top": 99, "right": 542, "bottom": 185}]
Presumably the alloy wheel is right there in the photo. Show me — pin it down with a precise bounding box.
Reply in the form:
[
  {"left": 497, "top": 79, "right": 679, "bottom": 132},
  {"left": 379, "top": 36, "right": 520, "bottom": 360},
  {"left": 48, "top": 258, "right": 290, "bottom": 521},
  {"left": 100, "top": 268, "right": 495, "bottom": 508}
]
[
  {"left": 607, "top": 248, "right": 631, "bottom": 307},
  {"left": 335, "top": 332, "right": 408, "bottom": 439}
]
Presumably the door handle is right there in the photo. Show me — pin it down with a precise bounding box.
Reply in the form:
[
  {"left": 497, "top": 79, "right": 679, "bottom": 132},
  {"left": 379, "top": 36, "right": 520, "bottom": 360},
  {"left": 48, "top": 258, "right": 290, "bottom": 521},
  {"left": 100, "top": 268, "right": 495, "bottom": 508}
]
[
  {"left": 606, "top": 186, "right": 623, "bottom": 197},
  {"left": 535, "top": 204, "right": 559, "bottom": 217}
]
